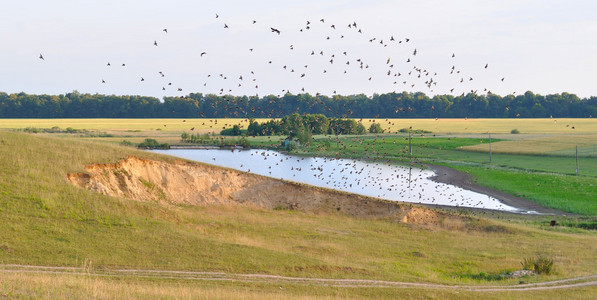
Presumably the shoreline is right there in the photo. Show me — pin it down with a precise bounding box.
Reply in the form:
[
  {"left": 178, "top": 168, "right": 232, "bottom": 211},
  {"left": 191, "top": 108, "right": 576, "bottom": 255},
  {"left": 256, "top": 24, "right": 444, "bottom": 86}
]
[{"left": 426, "top": 164, "right": 570, "bottom": 216}]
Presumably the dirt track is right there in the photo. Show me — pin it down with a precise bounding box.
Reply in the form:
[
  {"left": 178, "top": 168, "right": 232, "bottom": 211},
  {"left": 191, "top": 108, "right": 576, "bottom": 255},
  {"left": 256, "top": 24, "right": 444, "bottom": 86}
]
[{"left": 1, "top": 265, "right": 596, "bottom": 291}]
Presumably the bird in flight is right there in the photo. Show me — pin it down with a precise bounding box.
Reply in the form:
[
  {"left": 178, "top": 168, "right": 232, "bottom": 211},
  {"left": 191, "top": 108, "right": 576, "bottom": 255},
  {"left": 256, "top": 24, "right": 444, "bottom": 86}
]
[
  {"left": 163, "top": 28, "right": 168, "bottom": 33},
  {"left": 39, "top": 53, "right": 44, "bottom": 60},
  {"left": 271, "top": 27, "right": 281, "bottom": 35},
  {"left": 200, "top": 52, "right": 207, "bottom": 57},
  {"left": 154, "top": 40, "right": 158, "bottom": 46}
]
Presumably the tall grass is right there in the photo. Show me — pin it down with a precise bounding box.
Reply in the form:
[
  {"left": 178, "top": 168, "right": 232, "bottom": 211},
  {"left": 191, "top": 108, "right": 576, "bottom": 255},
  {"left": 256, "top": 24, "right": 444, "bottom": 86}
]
[
  {"left": 2, "top": 271, "right": 597, "bottom": 299},
  {"left": 1, "top": 130, "right": 597, "bottom": 288}
]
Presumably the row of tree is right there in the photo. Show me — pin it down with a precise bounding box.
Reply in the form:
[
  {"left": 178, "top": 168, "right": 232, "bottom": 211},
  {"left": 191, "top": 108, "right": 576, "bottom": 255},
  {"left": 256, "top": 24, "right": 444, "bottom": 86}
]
[{"left": 1, "top": 90, "right": 596, "bottom": 118}]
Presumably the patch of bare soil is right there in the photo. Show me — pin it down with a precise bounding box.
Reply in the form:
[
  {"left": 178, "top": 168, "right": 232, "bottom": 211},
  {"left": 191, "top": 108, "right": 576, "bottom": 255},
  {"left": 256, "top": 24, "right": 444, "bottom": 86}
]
[
  {"left": 2, "top": 264, "right": 597, "bottom": 291},
  {"left": 67, "top": 156, "right": 462, "bottom": 227}
]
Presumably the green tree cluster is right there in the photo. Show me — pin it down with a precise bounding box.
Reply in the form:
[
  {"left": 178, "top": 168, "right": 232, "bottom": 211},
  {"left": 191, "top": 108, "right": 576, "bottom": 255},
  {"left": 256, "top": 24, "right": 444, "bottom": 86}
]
[
  {"left": 369, "top": 123, "right": 384, "bottom": 133},
  {"left": 2, "top": 90, "right": 596, "bottom": 118}
]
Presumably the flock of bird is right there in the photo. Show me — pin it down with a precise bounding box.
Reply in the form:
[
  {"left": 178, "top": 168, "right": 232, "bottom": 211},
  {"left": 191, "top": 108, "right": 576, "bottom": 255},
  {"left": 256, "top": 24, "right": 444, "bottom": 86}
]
[
  {"left": 39, "top": 12, "right": 506, "bottom": 109},
  {"left": 37, "top": 11, "right": 539, "bottom": 213},
  {"left": 199, "top": 149, "right": 515, "bottom": 212}
]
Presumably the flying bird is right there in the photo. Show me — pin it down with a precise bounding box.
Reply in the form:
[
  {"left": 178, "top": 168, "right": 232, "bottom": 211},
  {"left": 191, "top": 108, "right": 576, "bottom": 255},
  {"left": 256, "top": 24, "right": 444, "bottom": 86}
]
[
  {"left": 39, "top": 54, "right": 44, "bottom": 60},
  {"left": 271, "top": 27, "right": 281, "bottom": 34}
]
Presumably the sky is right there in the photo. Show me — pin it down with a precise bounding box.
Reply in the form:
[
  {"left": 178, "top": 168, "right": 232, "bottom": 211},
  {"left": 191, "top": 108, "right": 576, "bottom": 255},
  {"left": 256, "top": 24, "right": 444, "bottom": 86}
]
[{"left": 1, "top": 0, "right": 596, "bottom": 99}]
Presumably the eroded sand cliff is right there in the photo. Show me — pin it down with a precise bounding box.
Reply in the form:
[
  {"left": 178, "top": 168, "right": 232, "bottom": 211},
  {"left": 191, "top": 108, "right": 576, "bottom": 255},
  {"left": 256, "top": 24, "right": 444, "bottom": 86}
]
[{"left": 68, "top": 156, "right": 459, "bottom": 226}]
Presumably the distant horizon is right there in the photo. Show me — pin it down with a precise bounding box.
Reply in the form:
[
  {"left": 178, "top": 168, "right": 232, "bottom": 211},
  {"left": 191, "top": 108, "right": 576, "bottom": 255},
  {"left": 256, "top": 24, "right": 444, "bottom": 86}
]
[{"left": 1, "top": 89, "right": 595, "bottom": 101}]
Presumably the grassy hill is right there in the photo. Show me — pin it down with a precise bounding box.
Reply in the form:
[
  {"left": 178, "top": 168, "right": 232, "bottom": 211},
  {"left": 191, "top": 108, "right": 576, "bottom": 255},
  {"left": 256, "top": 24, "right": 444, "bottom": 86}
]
[{"left": 1, "top": 130, "right": 597, "bottom": 298}]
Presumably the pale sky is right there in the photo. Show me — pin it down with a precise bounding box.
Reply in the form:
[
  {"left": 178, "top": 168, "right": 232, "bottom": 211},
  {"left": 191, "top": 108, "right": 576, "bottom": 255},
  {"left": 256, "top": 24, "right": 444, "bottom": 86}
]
[{"left": 1, "top": 0, "right": 596, "bottom": 99}]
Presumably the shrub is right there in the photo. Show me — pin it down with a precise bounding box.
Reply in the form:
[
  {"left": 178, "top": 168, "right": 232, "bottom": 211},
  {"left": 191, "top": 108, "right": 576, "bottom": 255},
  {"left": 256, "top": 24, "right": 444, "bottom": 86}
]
[
  {"left": 369, "top": 123, "right": 384, "bottom": 134},
  {"left": 398, "top": 128, "right": 432, "bottom": 134},
  {"left": 521, "top": 256, "right": 554, "bottom": 274},
  {"left": 119, "top": 140, "right": 135, "bottom": 147},
  {"left": 23, "top": 127, "right": 41, "bottom": 133},
  {"left": 511, "top": 129, "right": 520, "bottom": 134},
  {"left": 285, "top": 140, "right": 299, "bottom": 151},
  {"left": 220, "top": 125, "right": 246, "bottom": 136},
  {"left": 137, "top": 138, "right": 169, "bottom": 149}
]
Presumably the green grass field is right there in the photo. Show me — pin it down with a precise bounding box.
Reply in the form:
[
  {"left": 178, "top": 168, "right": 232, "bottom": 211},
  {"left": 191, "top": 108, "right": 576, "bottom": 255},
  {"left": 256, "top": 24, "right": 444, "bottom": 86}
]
[
  {"left": 1, "top": 130, "right": 597, "bottom": 298},
  {"left": 1, "top": 118, "right": 596, "bottom": 216},
  {"left": 295, "top": 134, "right": 597, "bottom": 215}
]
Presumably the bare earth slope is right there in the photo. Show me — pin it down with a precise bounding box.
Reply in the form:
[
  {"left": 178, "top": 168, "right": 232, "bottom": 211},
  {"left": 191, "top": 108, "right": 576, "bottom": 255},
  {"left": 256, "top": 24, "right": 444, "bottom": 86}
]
[{"left": 67, "top": 156, "right": 458, "bottom": 226}]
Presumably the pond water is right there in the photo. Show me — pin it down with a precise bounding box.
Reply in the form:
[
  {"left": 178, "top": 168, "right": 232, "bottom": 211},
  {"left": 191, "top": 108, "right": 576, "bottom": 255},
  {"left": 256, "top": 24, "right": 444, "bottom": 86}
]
[{"left": 151, "top": 149, "right": 530, "bottom": 213}]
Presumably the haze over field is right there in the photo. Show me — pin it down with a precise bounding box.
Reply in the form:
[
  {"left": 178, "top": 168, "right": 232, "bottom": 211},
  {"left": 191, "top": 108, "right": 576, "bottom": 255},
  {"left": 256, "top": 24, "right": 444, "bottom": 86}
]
[{"left": 1, "top": 0, "right": 596, "bottom": 99}]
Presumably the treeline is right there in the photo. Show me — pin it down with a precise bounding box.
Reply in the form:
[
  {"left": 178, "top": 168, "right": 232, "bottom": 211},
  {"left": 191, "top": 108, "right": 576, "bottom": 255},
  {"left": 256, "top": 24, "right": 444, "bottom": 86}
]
[{"left": 1, "top": 90, "right": 596, "bottom": 118}]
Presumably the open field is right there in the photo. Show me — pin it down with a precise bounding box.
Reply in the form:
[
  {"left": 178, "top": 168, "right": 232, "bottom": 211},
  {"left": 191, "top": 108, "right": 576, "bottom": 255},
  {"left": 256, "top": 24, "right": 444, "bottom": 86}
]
[
  {"left": 1, "top": 268, "right": 597, "bottom": 299},
  {"left": 297, "top": 135, "right": 597, "bottom": 215},
  {"left": 1, "top": 130, "right": 597, "bottom": 298},
  {"left": 1, "top": 118, "right": 596, "bottom": 134},
  {"left": 2, "top": 118, "right": 596, "bottom": 154},
  {"left": 1, "top": 118, "right": 596, "bottom": 216}
]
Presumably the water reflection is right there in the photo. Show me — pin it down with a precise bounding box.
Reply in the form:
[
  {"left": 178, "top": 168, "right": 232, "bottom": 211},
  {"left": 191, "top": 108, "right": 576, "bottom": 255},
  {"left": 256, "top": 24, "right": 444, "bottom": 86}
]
[{"left": 151, "top": 149, "right": 524, "bottom": 212}]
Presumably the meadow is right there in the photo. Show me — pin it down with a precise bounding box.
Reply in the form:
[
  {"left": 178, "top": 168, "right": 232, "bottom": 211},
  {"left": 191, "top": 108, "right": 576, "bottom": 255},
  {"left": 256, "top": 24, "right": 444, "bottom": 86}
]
[
  {"left": 2, "top": 118, "right": 596, "bottom": 216},
  {"left": 1, "top": 130, "right": 597, "bottom": 298}
]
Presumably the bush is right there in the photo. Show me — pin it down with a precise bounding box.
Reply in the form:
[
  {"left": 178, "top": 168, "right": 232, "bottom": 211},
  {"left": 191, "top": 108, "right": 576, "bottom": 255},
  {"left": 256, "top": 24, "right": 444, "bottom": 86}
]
[
  {"left": 137, "top": 138, "right": 169, "bottom": 149},
  {"left": 119, "top": 140, "right": 135, "bottom": 147},
  {"left": 369, "top": 123, "right": 384, "bottom": 134},
  {"left": 220, "top": 125, "right": 245, "bottom": 136},
  {"left": 398, "top": 128, "right": 432, "bottom": 134},
  {"left": 285, "top": 140, "right": 299, "bottom": 151},
  {"left": 511, "top": 129, "right": 520, "bottom": 134},
  {"left": 521, "top": 256, "right": 554, "bottom": 274}
]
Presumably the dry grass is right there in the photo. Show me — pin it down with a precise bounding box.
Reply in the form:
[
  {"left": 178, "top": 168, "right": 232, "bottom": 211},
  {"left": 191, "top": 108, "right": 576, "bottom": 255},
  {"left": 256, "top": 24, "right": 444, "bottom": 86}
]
[
  {"left": 358, "top": 118, "right": 597, "bottom": 134},
  {"left": 460, "top": 134, "right": 597, "bottom": 155},
  {"left": 2, "top": 271, "right": 597, "bottom": 299},
  {"left": 1, "top": 129, "right": 597, "bottom": 298},
  {"left": 1, "top": 118, "right": 596, "bottom": 134}
]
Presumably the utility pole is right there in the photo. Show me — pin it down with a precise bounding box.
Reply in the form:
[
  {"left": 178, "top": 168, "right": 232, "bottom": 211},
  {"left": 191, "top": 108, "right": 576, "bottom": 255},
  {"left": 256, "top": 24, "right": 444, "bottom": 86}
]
[
  {"left": 408, "top": 127, "right": 412, "bottom": 156},
  {"left": 576, "top": 145, "right": 578, "bottom": 176},
  {"left": 488, "top": 133, "right": 492, "bottom": 163}
]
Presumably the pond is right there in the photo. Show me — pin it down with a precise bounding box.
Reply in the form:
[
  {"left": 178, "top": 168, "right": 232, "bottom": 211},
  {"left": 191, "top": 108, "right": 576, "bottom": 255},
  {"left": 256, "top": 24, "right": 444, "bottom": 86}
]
[{"left": 151, "top": 149, "right": 531, "bottom": 213}]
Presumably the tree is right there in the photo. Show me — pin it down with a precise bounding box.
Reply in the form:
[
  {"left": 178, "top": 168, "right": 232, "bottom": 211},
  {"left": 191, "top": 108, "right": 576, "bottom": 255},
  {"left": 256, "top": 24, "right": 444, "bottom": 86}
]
[
  {"left": 285, "top": 113, "right": 311, "bottom": 145},
  {"left": 369, "top": 123, "right": 383, "bottom": 133}
]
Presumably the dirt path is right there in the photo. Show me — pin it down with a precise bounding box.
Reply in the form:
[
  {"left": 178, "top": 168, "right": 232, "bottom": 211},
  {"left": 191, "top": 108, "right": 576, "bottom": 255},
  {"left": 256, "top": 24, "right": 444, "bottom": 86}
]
[
  {"left": 426, "top": 164, "right": 570, "bottom": 216},
  {"left": 2, "top": 264, "right": 596, "bottom": 291}
]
